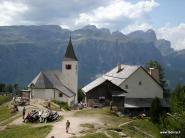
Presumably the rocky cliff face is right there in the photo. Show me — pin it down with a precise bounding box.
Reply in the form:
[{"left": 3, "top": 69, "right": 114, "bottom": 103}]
[
  {"left": 155, "top": 39, "right": 174, "bottom": 56},
  {"left": 0, "top": 25, "right": 183, "bottom": 88}
]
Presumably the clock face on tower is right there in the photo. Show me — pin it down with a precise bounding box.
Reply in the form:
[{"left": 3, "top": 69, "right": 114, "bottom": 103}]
[{"left": 65, "top": 64, "right": 72, "bottom": 70}]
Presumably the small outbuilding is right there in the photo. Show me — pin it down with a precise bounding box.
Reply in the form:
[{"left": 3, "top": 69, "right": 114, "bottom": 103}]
[{"left": 82, "top": 77, "right": 127, "bottom": 111}]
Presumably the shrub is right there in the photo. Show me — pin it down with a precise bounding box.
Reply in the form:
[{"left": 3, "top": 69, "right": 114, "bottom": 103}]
[
  {"left": 149, "top": 97, "right": 161, "bottom": 123},
  {"left": 52, "top": 100, "right": 70, "bottom": 111},
  {"left": 78, "top": 89, "right": 85, "bottom": 103}
]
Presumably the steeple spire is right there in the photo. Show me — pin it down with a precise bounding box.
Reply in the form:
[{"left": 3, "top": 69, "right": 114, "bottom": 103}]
[
  {"left": 69, "top": 32, "right": 71, "bottom": 40},
  {"left": 63, "top": 33, "right": 78, "bottom": 61}
]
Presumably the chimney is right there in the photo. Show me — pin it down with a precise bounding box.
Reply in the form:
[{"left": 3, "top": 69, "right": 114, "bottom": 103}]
[
  {"left": 148, "top": 68, "right": 160, "bottom": 83},
  {"left": 117, "top": 64, "right": 122, "bottom": 73}
]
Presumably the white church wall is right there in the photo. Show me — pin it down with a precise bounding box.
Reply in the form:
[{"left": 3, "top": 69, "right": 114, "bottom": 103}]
[
  {"left": 62, "top": 60, "right": 78, "bottom": 103},
  {"left": 67, "top": 97, "right": 75, "bottom": 106},
  {"left": 120, "top": 67, "right": 163, "bottom": 98},
  {"left": 32, "top": 88, "right": 74, "bottom": 106},
  {"left": 54, "top": 89, "right": 75, "bottom": 106},
  {"left": 54, "top": 89, "right": 70, "bottom": 102},
  {"left": 32, "top": 89, "right": 54, "bottom": 100}
]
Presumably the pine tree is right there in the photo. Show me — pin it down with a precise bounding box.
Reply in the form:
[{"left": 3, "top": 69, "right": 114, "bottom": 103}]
[
  {"left": 0, "top": 83, "right": 6, "bottom": 92},
  {"left": 146, "top": 60, "right": 168, "bottom": 93},
  {"left": 6, "top": 84, "right": 13, "bottom": 93},
  {"left": 150, "top": 97, "right": 161, "bottom": 123},
  {"left": 170, "top": 84, "right": 185, "bottom": 114}
]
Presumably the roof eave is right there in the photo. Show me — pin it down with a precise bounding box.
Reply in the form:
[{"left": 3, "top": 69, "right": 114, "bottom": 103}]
[{"left": 63, "top": 57, "right": 78, "bottom": 61}]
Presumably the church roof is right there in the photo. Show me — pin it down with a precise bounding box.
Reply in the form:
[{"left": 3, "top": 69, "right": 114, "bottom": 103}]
[
  {"left": 63, "top": 36, "right": 78, "bottom": 61},
  {"left": 28, "top": 70, "right": 75, "bottom": 97},
  {"left": 33, "top": 72, "right": 54, "bottom": 88}
]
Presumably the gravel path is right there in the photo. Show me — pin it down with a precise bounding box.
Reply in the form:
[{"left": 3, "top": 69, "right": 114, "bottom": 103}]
[{"left": 46, "top": 111, "right": 101, "bottom": 138}]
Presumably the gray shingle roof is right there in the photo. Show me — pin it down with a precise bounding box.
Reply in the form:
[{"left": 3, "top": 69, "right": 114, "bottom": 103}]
[
  {"left": 29, "top": 70, "right": 75, "bottom": 97},
  {"left": 82, "top": 64, "right": 139, "bottom": 93},
  {"left": 104, "top": 64, "right": 139, "bottom": 86},
  {"left": 34, "top": 72, "right": 53, "bottom": 88}
]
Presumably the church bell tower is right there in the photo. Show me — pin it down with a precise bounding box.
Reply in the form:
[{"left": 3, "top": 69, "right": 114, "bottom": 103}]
[{"left": 62, "top": 35, "right": 78, "bottom": 104}]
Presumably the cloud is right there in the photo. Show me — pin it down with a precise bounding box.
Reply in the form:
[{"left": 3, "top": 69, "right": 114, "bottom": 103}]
[
  {"left": 0, "top": 0, "right": 159, "bottom": 30},
  {"left": 0, "top": 1, "right": 28, "bottom": 25},
  {"left": 75, "top": 0, "right": 159, "bottom": 29},
  {"left": 156, "top": 23, "right": 185, "bottom": 50},
  {"left": 123, "top": 22, "right": 153, "bottom": 33},
  {"left": 123, "top": 22, "right": 185, "bottom": 50},
  {"left": 10, "top": 0, "right": 109, "bottom": 26},
  {"left": 0, "top": 0, "right": 109, "bottom": 26}
]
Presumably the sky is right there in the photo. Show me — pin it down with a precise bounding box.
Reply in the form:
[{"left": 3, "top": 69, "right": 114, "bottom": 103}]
[{"left": 0, "top": 0, "right": 185, "bottom": 50}]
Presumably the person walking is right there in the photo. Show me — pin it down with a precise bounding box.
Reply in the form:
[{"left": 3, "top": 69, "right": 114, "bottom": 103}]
[
  {"left": 110, "top": 101, "right": 113, "bottom": 110},
  {"left": 22, "top": 107, "right": 26, "bottom": 119},
  {"left": 48, "top": 101, "right": 51, "bottom": 109},
  {"left": 66, "top": 120, "right": 70, "bottom": 133}
]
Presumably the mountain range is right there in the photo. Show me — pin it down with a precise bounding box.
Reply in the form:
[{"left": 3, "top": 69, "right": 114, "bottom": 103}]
[{"left": 0, "top": 25, "right": 184, "bottom": 89}]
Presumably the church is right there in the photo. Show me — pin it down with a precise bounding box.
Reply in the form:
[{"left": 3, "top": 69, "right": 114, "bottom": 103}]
[{"left": 28, "top": 37, "right": 78, "bottom": 106}]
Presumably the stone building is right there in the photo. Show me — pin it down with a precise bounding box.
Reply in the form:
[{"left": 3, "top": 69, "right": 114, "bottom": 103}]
[{"left": 28, "top": 37, "right": 78, "bottom": 106}]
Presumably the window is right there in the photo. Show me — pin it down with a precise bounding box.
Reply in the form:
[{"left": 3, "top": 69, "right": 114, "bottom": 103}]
[
  {"left": 139, "top": 81, "right": 142, "bottom": 86},
  {"left": 59, "top": 93, "right": 63, "bottom": 97},
  {"left": 125, "top": 85, "right": 128, "bottom": 89},
  {"left": 65, "top": 64, "right": 72, "bottom": 70}
]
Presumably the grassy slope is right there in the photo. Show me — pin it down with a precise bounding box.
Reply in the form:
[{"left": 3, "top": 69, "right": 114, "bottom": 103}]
[
  {"left": 74, "top": 108, "right": 130, "bottom": 126},
  {"left": 0, "top": 96, "right": 11, "bottom": 105},
  {"left": 80, "top": 123, "right": 95, "bottom": 129},
  {"left": 106, "top": 130, "right": 122, "bottom": 138},
  {"left": 74, "top": 108, "right": 162, "bottom": 138},
  {"left": 71, "top": 133, "right": 109, "bottom": 138},
  {"left": 0, "top": 106, "right": 16, "bottom": 122},
  {"left": 74, "top": 108, "right": 112, "bottom": 116},
  {"left": 121, "top": 119, "right": 161, "bottom": 138},
  {"left": 0, "top": 125, "right": 52, "bottom": 138},
  {"left": 0, "top": 96, "right": 19, "bottom": 125},
  {"left": 0, "top": 114, "right": 21, "bottom": 126}
]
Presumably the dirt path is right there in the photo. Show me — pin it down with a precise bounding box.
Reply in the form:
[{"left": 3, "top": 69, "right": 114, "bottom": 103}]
[
  {"left": 133, "top": 126, "right": 155, "bottom": 138},
  {"left": 104, "top": 131, "right": 113, "bottom": 138},
  {"left": 118, "top": 120, "right": 134, "bottom": 127},
  {"left": 46, "top": 111, "right": 102, "bottom": 138}
]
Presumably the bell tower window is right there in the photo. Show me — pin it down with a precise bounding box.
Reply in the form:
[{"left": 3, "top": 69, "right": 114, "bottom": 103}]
[{"left": 66, "top": 64, "right": 72, "bottom": 70}]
